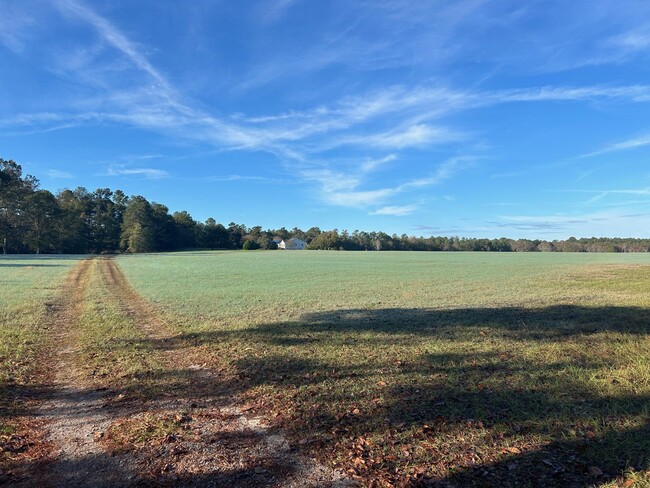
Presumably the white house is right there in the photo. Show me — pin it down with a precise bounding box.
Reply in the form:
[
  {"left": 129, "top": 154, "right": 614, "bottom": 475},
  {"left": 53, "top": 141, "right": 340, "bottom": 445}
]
[{"left": 278, "top": 238, "right": 307, "bottom": 250}]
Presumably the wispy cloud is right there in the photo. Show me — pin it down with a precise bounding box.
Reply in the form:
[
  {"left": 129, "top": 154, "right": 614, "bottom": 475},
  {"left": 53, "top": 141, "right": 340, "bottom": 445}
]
[
  {"left": 370, "top": 205, "right": 418, "bottom": 216},
  {"left": 575, "top": 169, "right": 594, "bottom": 181},
  {"left": 55, "top": 0, "right": 173, "bottom": 95},
  {"left": 45, "top": 169, "right": 73, "bottom": 179},
  {"left": 207, "top": 174, "right": 287, "bottom": 184},
  {"left": 584, "top": 186, "right": 650, "bottom": 203},
  {"left": 579, "top": 133, "right": 650, "bottom": 158},
  {"left": 302, "top": 155, "right": 475, "bottom": 209},
  {"left": 398, "top": 156, "right": 478, "bottom": 190},
  {"left": 609, "top": 26, "right": 650, "bottom": 53},
  {"left": 360, "top": 154, "right": 397, "bottom": 172},
  {"left": 7, "top": 0, "right": 650, "bottom": 221},
  {"left": 341, "top": 124, "right": 462, "bottom": 149},
  {"left": 258, "top": 0, "right": 298, "bottom": 24},
  {"left": 0, "top": 4, "right": 35, "bottom": 54},
  {"left": 106, "top": 166, "right": 169, "bottom": 179}
]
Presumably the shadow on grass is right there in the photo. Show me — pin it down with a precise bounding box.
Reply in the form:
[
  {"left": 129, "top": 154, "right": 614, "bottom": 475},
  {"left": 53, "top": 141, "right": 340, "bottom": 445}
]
[
  {"left": 0, "top": 367, "right": 310, "bottom": 487},
  {"left": 270, "top": 304, "right": 650, "bottom": 339},
  {"left": 8, "top": 451, "right": 302, "bottom": 487},
  {"left": 4, "top": 304, "right": 649, "bottom": 486},
  {"left": 179, "top": 305, "right": 648, "bottom": 486}
]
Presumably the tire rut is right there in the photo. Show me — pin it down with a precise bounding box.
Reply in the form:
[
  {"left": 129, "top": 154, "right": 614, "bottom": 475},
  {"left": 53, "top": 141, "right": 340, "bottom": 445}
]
[
  {"left": 95, "top": 257, "right": 354, "bottom": 487},
  {"left": 20, "top": 258, "right": 136, "bottom": 487}
]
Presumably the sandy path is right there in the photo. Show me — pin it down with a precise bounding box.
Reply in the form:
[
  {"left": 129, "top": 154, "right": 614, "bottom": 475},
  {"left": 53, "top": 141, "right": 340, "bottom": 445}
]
[
  {"left": 92, "top": 257, "right": 354, "bottom": 487},
  {"left": 14, "top": 259, "right": 136, "bottom": 487}
]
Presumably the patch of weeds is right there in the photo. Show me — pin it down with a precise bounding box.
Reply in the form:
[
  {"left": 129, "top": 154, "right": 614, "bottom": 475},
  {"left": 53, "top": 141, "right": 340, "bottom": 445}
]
[
  {"left": 601, "top": 468, "right": 650, "bottom": 487},
  {"left": 103, "top": 411, "right": 195, "bottom": 453},
  {"left": 0, "top": 423, "right": 15, "bottom": 436}
]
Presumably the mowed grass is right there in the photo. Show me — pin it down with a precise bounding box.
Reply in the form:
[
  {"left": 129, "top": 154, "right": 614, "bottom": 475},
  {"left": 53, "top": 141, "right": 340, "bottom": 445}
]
[
  {"left": 0, "top": 255, "right": 80, "bottom": 434},
  {"left": 117, "top": 251, "right": 650, "bottom": 486}
]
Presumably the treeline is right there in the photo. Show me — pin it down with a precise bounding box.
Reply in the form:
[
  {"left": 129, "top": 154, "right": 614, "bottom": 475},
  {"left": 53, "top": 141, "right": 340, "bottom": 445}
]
[{"left": 2, "top": 159, "right": 650, "bottom": 254}]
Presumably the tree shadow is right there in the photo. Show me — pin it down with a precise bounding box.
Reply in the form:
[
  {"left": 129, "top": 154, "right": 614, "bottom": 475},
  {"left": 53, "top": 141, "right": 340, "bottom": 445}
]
[
  {"left": 0, "top": 369, "right": 316, "bottom": 487},
  {"left": 9, "top": 450, "right": 307, "bottom": 487},
  {"left": 4, "top": 304, "right": 648, "bottom": 486},
  {"left": 211, "top": 305, "right": 649, "bottom": 486},
  {"left": 283, "top": 304, "right": 649, "bottom": 338}
]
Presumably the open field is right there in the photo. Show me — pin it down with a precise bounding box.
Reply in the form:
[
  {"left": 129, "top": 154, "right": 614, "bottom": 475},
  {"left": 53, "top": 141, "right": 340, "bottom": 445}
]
[
  {"left": 116, "top": 251, "right": 650, "bottom": 486},
  {"left": 1, "top": 251, "right": 649, "bottom": 486}
]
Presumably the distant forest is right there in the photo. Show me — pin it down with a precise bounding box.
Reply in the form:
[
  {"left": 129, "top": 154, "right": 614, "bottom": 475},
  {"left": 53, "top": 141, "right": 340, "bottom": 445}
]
[{"left": 2, "top": 159, "right": 650, "bottom": 254}]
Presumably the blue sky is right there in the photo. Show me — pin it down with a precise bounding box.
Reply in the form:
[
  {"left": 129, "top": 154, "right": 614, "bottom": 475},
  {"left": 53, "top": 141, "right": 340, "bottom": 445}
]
[{"left": 2, "top": 0, "right": 650, "bottom": 238}]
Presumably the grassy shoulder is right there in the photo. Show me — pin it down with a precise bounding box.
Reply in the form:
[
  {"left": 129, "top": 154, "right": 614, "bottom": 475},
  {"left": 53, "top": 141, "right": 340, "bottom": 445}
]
[
  {"left": 118, "top": 251, "right": 650, "bottom": 486},
  {"left": 0, "top": 256, "right": 80, "bottom": 470}
]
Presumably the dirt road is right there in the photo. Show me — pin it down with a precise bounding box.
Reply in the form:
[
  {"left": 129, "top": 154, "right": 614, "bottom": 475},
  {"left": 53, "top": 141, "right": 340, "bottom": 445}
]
[{"left": 9, "top": 257, "right": 352, "bottom": 487}]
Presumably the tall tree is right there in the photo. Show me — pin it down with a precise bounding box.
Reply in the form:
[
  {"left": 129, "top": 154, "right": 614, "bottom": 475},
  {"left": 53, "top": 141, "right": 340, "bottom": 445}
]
[
  {"left": 57, "top": 189, "right": 89, "bottom": 253},
  {"left": 0, "top": 159, "right": 38, "bottom": 253},
  {"left": 172, "top": 210, "right": 198, "bottom": 249},
  {"left": 23, "top": 190, "right": 60, "bottom": 254},
  {"left": 88, "top": 188, "right": 121, "bottom": 252},
  {"left": 121, "top": 196, "right": 156, "bottom": 253},
  {"left": 201, "top": 218, "right": 229, "bottom": 249}
]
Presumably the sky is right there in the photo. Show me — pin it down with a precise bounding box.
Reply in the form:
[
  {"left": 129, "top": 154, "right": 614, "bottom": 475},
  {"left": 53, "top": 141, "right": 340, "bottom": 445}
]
[{"left": 2, "top": 0, "right": 650, "bottom": 239}]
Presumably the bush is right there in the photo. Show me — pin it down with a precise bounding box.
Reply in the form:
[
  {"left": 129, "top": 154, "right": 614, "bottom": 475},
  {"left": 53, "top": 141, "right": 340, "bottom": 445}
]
[{"left": 242, "top": 239, "right": 260, "bottom": 250}]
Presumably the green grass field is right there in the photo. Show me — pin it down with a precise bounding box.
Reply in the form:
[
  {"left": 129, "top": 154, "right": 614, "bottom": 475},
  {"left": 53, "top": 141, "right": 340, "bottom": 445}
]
[
  {"left": 115, "top": 251, "right": 650, "bottom": 486},
  {"left": 0, "top": 256, "right": 81, "bottom": 387},
  {"left": 0, "top": 256, "right": 81, "bottom": 440},
  {"left": 1, "top": 251, "right": 649, "bottom": 486}
]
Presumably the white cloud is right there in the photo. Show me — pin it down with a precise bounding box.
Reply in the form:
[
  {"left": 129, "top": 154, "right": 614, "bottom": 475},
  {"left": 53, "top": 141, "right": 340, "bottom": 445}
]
[
  {"left": 370, "top": 205, "right": 418, "bottom": 216},
  {"left": 106, "top": 167, "right": 169, "bottom": 179},
  {"left": 585, "top": 186, "right": 650, "bottom": 203},
  {"left": 360, "top": 154, "right": 397, "bottom": 172},
  {"left": 55, "top": 0, "right": 173, "bottom": 94},
  {"left": 345, "top": 124, "right": 461, "bottom": 149},
  {"left": 324, "top": 188, "right": 398, "bottom": 207},
  {"left": 301, "top": 168, "right": 362, "bottom": 193},
  {"left": 398, "top": 156, "right": 478, "bottom": 190},
  {"left": 609, "top": 26, "right": 650, "bottom": 52},
  {"left": 207, "top": 174, "right": 283, "bottom": 183},
  {"left": 580, "top": 133, "right": 650, "bottom": 158},
  {"left": 0, "top": 5, "right": 35, "bottom": 54},
  {"left": 46, "top": 169, "right": 73, "bottom": 179},
  {"left": 258, "top": 0, "right": 298, "bottom": 24},
  {"left": 7, "top": 0, "right": 650, "bottom": 219},
  {"left": 302, "top": 155, "right": 475, "bottom": 209}
]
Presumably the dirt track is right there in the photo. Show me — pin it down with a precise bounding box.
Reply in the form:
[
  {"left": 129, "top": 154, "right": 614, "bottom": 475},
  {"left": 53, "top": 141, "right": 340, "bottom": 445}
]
[{"left": 9, "top": 257, "right": 352, "bottom": 487}]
